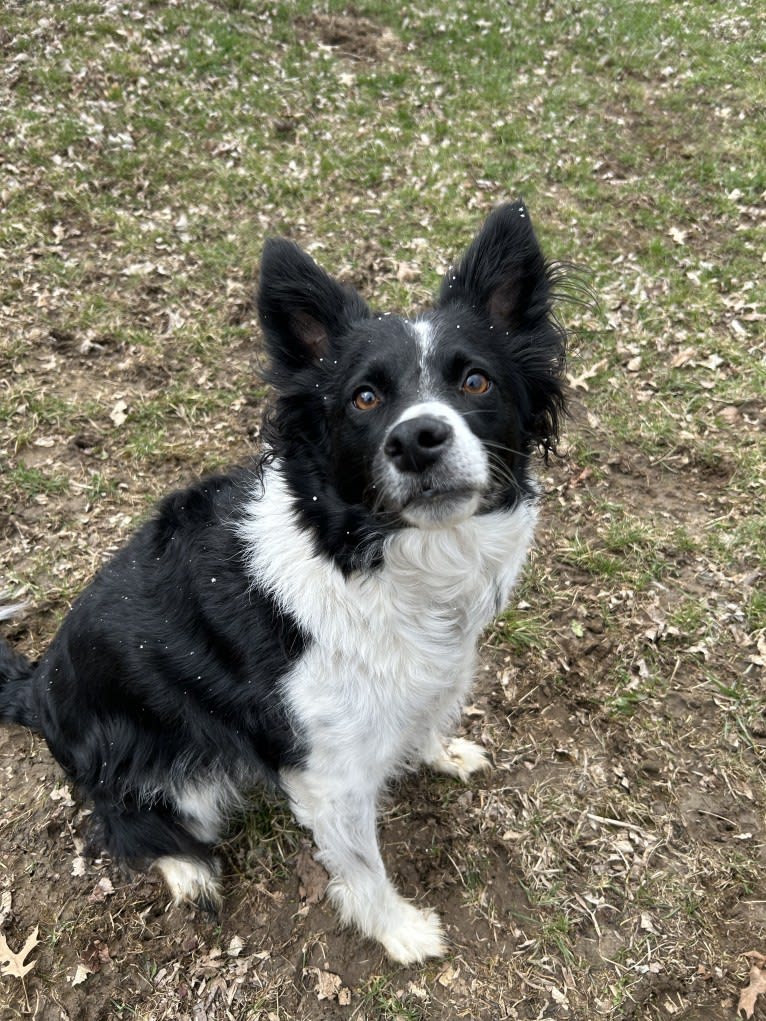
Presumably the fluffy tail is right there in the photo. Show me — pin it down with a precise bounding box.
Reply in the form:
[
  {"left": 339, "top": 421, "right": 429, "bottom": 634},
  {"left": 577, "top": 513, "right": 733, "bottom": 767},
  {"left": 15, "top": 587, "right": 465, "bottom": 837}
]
[{"left": 0, "top": 607, "right": 41, "bottom": 730}]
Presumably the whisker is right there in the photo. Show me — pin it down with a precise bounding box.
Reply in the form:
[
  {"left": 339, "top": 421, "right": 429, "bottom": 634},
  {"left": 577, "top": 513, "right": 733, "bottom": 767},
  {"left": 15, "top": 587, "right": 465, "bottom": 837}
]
[
  {"left": 486, "top": 450, "right": 525, "bottom": 498},
  {"left": 480, "top": 438, "right": 528, "bottom": 459}
]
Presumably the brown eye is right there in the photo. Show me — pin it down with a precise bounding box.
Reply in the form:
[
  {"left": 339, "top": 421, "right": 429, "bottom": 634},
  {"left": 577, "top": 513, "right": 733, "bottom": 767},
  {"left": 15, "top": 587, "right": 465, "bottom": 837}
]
[
  {"left": 352, "top": 386, "right": 382, "bottom": 411},
  {"left": 461, "top": 371, "right": 492, "bottom": 395}
]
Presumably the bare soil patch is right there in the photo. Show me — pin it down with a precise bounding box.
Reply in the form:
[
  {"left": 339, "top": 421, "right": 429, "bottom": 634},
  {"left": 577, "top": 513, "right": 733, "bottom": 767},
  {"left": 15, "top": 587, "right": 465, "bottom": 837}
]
[{"left": 294, "top": 13, "right": 403, "bottom": 64}]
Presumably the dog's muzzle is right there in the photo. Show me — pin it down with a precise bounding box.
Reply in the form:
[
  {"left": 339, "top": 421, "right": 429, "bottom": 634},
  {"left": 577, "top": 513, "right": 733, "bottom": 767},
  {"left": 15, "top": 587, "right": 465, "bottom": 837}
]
[{"left": 376, "top": 405, "right": 490, "bottom": 527}]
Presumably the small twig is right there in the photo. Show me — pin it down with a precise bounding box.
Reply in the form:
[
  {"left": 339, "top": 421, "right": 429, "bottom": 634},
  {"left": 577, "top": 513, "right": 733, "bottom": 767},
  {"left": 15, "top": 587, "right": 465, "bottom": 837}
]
[{"left": 586, "top": 813, "right": 654, "bottom": 838}]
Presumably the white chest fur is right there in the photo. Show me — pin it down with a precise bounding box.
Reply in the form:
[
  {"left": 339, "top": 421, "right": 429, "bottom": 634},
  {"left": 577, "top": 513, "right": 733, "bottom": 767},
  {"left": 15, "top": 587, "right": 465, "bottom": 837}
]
[{"left": 240, "top": 466, "right": 537, "bottom": 779}]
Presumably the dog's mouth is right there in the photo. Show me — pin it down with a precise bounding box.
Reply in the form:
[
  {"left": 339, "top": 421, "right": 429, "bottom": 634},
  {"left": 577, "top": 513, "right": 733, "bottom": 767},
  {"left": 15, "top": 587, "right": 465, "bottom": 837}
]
[{"left": 399, "top": 486, "right": 482, "bottom": 527}]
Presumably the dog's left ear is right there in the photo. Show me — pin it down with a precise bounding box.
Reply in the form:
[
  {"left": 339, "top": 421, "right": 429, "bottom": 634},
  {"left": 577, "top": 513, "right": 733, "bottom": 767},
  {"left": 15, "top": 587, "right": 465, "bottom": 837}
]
[
  {"left": 438, "top": 201, "right": 552, "bottom": 331},
  {"left": 258, "top": 239, "right": 371, "bottom": 369}
]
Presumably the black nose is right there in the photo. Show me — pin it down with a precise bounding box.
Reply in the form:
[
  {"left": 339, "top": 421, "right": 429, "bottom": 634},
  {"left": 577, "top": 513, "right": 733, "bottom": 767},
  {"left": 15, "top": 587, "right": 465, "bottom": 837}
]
[{"left": 384, "top": 415, "right": 453, "bottom": 473}]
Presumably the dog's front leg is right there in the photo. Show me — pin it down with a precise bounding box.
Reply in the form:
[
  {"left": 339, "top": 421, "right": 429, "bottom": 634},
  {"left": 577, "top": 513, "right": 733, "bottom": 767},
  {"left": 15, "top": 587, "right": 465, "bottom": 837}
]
[{"left": 282, "top": 770, "right": 446, "bottom": 964}]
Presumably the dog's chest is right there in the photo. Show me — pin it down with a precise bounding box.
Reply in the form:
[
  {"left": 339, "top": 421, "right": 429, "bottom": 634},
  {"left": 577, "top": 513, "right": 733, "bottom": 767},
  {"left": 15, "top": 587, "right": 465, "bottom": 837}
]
[{"left": 240, "top": 470, "right": 538, "bottom": 769}]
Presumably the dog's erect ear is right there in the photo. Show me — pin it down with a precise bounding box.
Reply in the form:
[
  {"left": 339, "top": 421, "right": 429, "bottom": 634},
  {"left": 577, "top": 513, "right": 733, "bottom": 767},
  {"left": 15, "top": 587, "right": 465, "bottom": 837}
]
[
  {"left": 258, "top": 239, "right": 371, "bottom": 368},
  {"left": 438, "top": 201, "right": 551, "bottom": 331}
]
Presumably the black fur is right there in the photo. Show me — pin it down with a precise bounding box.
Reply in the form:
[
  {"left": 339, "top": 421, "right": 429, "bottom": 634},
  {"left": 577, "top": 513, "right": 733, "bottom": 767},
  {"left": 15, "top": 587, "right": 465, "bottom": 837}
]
[{"left": 4, "top": 470, "right": 307, "bottom": 868}]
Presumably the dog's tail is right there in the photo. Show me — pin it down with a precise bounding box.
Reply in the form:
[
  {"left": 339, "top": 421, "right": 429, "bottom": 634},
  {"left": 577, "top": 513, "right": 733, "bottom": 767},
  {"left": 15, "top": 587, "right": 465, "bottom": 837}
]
[{"left": 0, "top": 605, "right": 41, "bottom": 730}]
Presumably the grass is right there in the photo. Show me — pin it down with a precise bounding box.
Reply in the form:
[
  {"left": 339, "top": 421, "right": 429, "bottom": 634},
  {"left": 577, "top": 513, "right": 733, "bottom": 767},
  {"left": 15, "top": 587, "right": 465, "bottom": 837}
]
[
  {"left": 3, "top": 464, "right": 71, "bottom": 499},
  {"left": 0, "top": 1, "right": 764, "bottom": 1020},
  {"left": 359, "top": 977, "right": 429, "bottom": 1021}
]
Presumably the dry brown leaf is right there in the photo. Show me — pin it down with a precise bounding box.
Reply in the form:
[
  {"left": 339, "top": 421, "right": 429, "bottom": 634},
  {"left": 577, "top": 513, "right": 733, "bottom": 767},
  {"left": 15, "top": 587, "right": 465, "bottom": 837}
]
[
  {"left": 296, "top": 844, "right": 329, "bottom": 905},
  {"left": 88, "top": 877, "right": 114, "bottom": 902},
  {"left": 81, "top": 938, "right": 111, "bottom": 975},
  {"left": 437, "top": 962, "right": 459, "bottom": 987},
  {"left": 0, "top": 926, "right": 39, "bottom": 979},
  {"left": 0, "top": 890, "right": 11, "bottom": 927},
  {"left": 566, "top": 358, "right": 607, "bottom": 392},
  {"left": 303, "top": 966, "right": 347, "bottom": 1002},
  {"left": 670, "top": 347, "right": 696, "bottom": 368},
  {"left": 49, "top": 785, "right": 75, "bottom": 805},
  {"left": 739, "top": 951, "right": 766, "bottom": 1019},
  {"left": 71, "top": 963, "right": 92, "bottom": 986},
  {"left": 71, "top": 856, "right": 87, "bottom": 877},
  {"left": 109, "top": 399, "right": 129, "bottom": 427}
]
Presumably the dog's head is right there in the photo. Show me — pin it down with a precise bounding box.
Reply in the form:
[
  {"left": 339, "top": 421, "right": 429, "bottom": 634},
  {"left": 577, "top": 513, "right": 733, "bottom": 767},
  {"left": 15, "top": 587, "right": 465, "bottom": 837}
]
[{"left": 257, "top": 202, "right": 566, "bottom": 568}]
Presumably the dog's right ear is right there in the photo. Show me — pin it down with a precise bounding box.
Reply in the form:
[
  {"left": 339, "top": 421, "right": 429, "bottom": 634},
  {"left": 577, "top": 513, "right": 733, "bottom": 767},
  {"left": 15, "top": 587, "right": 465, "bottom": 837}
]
[
  {"left": 258, "top": 239, "right": 371, "bottom": 369},
  {"left": 437, "top": 201, "right": 553, "bottom": 333}
]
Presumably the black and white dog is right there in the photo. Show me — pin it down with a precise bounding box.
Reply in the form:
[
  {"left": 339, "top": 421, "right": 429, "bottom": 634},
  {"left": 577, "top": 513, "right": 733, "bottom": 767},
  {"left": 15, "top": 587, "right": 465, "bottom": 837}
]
[{"left": 0, "top": 202, "right": 566, "bottom": 964}]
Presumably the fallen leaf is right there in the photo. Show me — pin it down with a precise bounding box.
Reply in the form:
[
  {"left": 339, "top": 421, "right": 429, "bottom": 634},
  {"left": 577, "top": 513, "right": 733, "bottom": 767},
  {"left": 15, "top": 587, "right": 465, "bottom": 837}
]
[
  {"left": 687, "top": 643, "right": 710, "bottom": 659},
  {"left": 71, "top": 856, "right": 87, "bottom": 877},
  {"left": 109, "top": 399, "right": 129, "bottom": 427},
  {"left": 640, "top": 912, "right": 658, "bottom": 933},
  {"left": 738, "top": 951, "right": 766, "bottom": 1019},
  {"left": 567, "top": 467, "right": 593, "bottom": 490},
  {"left": 0, "top": 926, "right": 39, "bottom": 979},
  {"left": 701, "top": 353, "right": 725, "bottom": 370},
  {"left": 88, "top": 877, "right": 114, "bottom": 902},
  {"left": 730, "top": 318, "right": 746, "bottom": 337},
  {"left": 566, "top": 358, "right": 607, "bottom": 391},
  {"left": 551, "top": 985, "right": 569, "bottom": 1006},
  {"left": 437, "top": 963, "right": 458, "bottom": 987},
  {"left": 463, "top": 703, "right": 485, "bottom": 717},
  {"left": 122, "top": 261, "right": 157, "bottom": 276},
  {"left": 296, "top": 844, "right": 329, "bottom": 905},
  {"left": 304, "top": 966, "right": 345, "bottom": 1002},
  {"left": 50, "top": 785, "right": 75, "bottom": 806},
  {"left": 670, "top": 347, "right": 696, "bottom": 368},
  {"left": 82, "top": 938, "right": 111, "bottom": 974},
  {"left": 0, "top": 891, "right": 11, "bottom": 927},
  {"left": 501, "top": 829, "right": 525, "bottom": 841},
  {"left": 71, "top": 963, "right": 91, "bottom": 986},
  {"left": 226, "top": 935, "right": 245, "bottom": 957}
]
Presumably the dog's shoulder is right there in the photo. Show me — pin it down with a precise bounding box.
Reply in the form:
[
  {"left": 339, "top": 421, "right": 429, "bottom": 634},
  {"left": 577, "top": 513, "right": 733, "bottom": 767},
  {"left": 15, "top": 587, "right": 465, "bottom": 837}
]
[{"left": 151, "top": 464, "right": 259, "bottom": 537}]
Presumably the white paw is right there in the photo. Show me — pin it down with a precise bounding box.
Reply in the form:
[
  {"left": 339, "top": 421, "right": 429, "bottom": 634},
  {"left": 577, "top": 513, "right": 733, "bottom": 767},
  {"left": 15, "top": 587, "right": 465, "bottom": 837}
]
[
  {"left": 429, "top": 737, "right": 490, "bottom": 782},
  {"left": 154, "top": 855, "right": 222, "bottom": 913},
  {"left": 379, "top": 902, "right": 447, "bottom": 965}
]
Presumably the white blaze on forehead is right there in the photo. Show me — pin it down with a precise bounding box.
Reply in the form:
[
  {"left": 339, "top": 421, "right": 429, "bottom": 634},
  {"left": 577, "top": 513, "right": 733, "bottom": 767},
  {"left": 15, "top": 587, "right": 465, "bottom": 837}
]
[
  {"left": 393, "top": 399, "right": 459, "bottom": 427},
  {"left": 407, "top": 318, "right": 437, "bottom": 395},
  {"left": 409, "top": 318, "right": 435, "bottom": 358}
]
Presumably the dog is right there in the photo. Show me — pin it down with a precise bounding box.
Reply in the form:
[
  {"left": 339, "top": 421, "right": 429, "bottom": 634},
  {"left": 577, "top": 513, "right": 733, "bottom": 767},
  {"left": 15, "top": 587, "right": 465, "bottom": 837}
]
[{"left": 0, "top": 201, "right": 566, "bottom": 964}]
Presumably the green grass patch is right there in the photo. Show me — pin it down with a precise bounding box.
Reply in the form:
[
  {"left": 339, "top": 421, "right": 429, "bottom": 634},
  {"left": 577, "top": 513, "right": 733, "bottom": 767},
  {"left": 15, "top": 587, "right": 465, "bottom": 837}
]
[{"left": 5, "top": 464, "right": 71, "bottom": 498}]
